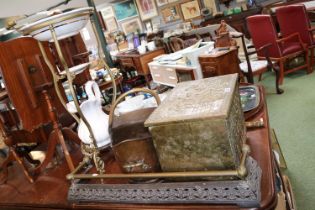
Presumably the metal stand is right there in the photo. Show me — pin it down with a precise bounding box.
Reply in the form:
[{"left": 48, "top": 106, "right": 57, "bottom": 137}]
[{"left": 22, "top": 7, "right": 118, "bottom": 177}]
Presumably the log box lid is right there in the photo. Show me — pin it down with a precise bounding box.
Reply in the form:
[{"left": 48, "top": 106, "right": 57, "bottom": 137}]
[{"left": 145, "top": 74, "right": 238, "bottom": 127}]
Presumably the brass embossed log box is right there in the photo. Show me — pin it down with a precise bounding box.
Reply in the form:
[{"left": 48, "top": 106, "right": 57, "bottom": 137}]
[{"left": 144, "top": 74, "right": 246, "bottom": 173}]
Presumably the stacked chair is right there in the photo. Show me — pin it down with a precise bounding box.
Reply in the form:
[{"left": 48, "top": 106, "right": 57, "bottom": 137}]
[
  {"left": 246, "top": 14, "right": 311, "bottom": 85},
  {"left": 276, "top": 4, "right": 315, "bottom": 72}
]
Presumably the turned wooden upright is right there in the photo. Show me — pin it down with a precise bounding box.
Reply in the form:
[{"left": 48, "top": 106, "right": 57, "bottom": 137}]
[{"left": 0, "top": 37, "right": 81, "bottom": 184}]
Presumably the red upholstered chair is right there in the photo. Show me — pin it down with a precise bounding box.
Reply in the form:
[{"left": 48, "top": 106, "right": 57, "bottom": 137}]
[
  {"left": 276, "top": 4, "right": 315, "bottom": 71},
  {"left": 247, "top": 15, "right": 310, "bottom": 85}
]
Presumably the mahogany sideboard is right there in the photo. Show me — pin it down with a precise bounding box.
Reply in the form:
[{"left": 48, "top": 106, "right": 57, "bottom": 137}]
[
  {"left": 115, "top": 48, "right": 165, "bottom": 85},
  {"left": 0, "top": 86, "right": 281, "bottom": 210}
]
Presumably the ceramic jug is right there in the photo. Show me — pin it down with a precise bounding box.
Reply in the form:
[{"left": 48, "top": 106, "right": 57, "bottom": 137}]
[{"left": 77, "top": 81, "right": 110, "bottom": 148}]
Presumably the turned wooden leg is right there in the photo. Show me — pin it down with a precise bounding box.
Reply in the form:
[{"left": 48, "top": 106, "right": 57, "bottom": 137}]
[
  {"left": 11, "top": 149, "right": 34, "bottom": 183},
  {"left": 33, "top": 130, "right": 58, "bottom": 175},
  {"left": 310, "top": 48, "right": 314, "bottom": 73},
  {"left": 62, "top": 128, "right": 81, "bottom": 145},
  {"left": 0, "top": 150, "right": 14, "bottom": 184},
  {"left": 0, "top": 148, "right": 34, "bottom": 184},
  {"left": 42, "top": 90, "right": 75, "bottom": 172},
  {"left": 279, "top": 60, "right": 285, "bottom": 85},
  {"left": 258, "top": 74, "right": 262, "bottom": 81},
  {"left": 273, "top": 63, "right": 284, "bottom": 94}
]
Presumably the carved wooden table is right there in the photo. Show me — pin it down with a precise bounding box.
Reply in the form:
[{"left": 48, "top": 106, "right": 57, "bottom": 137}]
[
  {"left": 115, "top": 48, "right": 165, "bottom": 86},
  {"left": 0, "top": 86, "right": 278, "bottom": 210}
]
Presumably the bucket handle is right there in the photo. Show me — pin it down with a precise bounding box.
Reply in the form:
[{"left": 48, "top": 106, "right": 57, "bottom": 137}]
[{"left": 109, "top": 88, "right": 161, "bottom": 126}]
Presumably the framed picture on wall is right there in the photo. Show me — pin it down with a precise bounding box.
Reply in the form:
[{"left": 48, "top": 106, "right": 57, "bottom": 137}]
[
  {"left": 100, "top": 6, "right": 115, "bottom": 20},
  {"left": 113, "top": 0, "right": 138, "bottom": 21},
  {"left": 121, "top": 18, "right": 143, "bottom": 35},
  {"left": 161, "top": 5, "right": 181, "bottom": 23},
  {"left": 203, "top": 0, "right": 218, "bottom": 14},
  {"left": 105, "top": 17, "right": 118, "bottom": 32},
  {"left": 180, "top": 0, "right": 201, "bottom": 20},
  {"left": 136, "top": 0, "right": 158, "bottom": 20},
  {"left": 156, "top": 0, "right": 168, "bottom": 7}
]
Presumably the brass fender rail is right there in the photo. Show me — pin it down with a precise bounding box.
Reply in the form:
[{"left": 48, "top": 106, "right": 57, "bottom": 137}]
[{"left": 66, "top": 144, "right": 250, "bottom": 180}]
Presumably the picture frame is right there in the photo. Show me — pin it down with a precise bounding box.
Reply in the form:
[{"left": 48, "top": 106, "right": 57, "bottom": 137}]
[
  {"left": 180, "top": 0, "right": 201, "bottom": 20},
  {"left": 105, "top": 17, "right": 118, "bottom": 32},
  {"left": 156, "top": 0, "right": 168, "bottom": 7},
  {"left": 136, "top": 0, "right": 158, "bottom": 20},
  {"left": 161, "top": 5, "right": 182, "bottom": 23},
  {"left": 120, "top": 18, "right": 143, "bottom": 35},
  {"left": 113, "top": 0, "right": 138, "bottom": 21},
  {"left": 144, "top": 20, "right": 153, "bottom": 32},
  {"left": 100, "top": 6, "right": 115, "bottom": 20},
  {"left": 203, "top": 0, "right": 218, "bottom": 14}
]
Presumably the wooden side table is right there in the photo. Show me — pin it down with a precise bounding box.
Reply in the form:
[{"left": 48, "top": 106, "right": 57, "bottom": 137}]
[
  {"left": 199, "top": 47, "right": 241, "bottom": 78},
  {"left": 115, "top": 48, "right": 165, "bottom": 86}
]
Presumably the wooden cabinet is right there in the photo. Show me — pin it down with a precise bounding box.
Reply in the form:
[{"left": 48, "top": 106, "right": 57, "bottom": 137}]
[
  {"left": 149, "top": 62, "right": 196, "bottom": 87},
  {"left": 116, "top": 48, "right": 165, "bottom": 84},
  {"left": 199, "top": 48, "right": 241, "bottom": 78}
]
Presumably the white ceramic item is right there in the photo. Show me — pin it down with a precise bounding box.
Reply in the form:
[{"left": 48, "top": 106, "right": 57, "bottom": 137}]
[
  {"left": 77, "top": 81, "right": 110, "bottom": 148},
  {"left": 60, "top": 62, "right": 90, "bottom": 76},
  {"left": 147, "top": 41, "right": 156, "bottom": 51},
  {"left": 137, "top": 45, "right": 146, "bottom": 54},
  {"left": 19, "top": 7, "right": 92, "bottom": 42}
]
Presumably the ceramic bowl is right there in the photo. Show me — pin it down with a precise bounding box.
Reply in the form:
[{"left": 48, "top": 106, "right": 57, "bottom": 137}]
[{"left": 19, "top": 7, "right": 92, "bottom": 42}]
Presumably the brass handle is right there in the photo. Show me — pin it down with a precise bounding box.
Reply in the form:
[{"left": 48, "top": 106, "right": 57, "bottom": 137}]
[
  {"left": 122, "top": 160, "right": 151, "bottom": 173},
  {"left": 245, "top": 118, "right": 264, "bottom": 128},
  {"left": 108, "top": 88, "right": 161, "bottom": 126}
]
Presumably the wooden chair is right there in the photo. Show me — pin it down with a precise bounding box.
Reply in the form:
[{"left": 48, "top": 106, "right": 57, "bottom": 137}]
[
  {"left": 236, "top": 33, "right": 283, "bottom": 94},
  {"left": 181, "top": 33, "right": 201, "bottom": 48},
  {"left": 276, "top": 4, "right": 315, "bottom": 72},
  {"left": 198, "top": 32, "right": 213, "bottom": 42},
  {"left": 169, "top": 37, "right": 185, "bottom": 52},
  {"left": 0, "top": 37, "right": 80, "bottom": 184},
  {"left": 247, "top": 15, "right": 310, "bottom": 85},
  {"left": 153, "top": 37, "right": 172, "bottom": 54}
]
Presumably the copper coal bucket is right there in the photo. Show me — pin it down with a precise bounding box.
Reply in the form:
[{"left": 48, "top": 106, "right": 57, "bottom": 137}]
[{"left": 109, "top": 88, "right": 161, "bottom": 173}]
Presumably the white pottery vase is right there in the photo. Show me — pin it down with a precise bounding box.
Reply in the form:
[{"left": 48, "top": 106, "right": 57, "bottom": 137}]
[{"left": 77, "top": 81, "right": 110, "bottom": 148}]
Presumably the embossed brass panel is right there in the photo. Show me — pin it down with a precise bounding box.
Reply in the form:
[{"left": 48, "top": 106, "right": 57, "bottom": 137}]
[{"left": 145, "top": 74, "right": 246, "bottom": 172}]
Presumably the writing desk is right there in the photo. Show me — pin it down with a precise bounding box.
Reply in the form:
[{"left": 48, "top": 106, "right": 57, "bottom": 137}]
[
  {"left": 115, "top": 48, "right": 165, "bottom": 86},
  {"left": 0, "top": 86, "right": 278, "bottom": 210}
]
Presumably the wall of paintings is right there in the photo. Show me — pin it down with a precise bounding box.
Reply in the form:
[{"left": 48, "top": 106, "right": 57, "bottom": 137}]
[{"left": 98, "top": 0, "right": 245, "bottom": 36}]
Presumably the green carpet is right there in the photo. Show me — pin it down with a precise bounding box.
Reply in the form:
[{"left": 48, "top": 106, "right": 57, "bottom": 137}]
[{"left": 258, "top": 70, "right": 315, "bottom": 210}]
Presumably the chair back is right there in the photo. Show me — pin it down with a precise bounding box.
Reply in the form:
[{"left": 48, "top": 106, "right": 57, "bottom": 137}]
[
  {"left": 169, "top": 37, "right": 185, "bottom": 52},
  {"left": 276, "top": 5, "right": 313, "bottom": 46},
  {"left": 247, "top": 15, "right": 281, "bottom": 58}
]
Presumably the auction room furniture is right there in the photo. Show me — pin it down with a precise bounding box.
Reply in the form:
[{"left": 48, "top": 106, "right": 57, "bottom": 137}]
[
  {"left": 0, "top": 37, "right": 80, "bottom": 184},
  {"left": 149, "top": 42, "right": 213, "bottom": 86},
  {"left": 115, "top": 48, "right": 165, "bottom": 85},
  {"left": 169, "top": 37, "right": 185, "bottom": 52},
  {"left": 198, "top": 47, "right": 241, "bottom": 78},
  {"left": 0, "top": 85, "right": 294, "bottom": 210},
  {"left": 149, "top": 61, "right": 197, "bottom": 86},
  {"left": 236, "top": 33, "right": 283, "bottom": 94},
  {"left": 247, "top": 15, "right": 310, "bottom": 85},
  {"left": 276, "top": 4, "right": 315, "bottom": 71}
]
